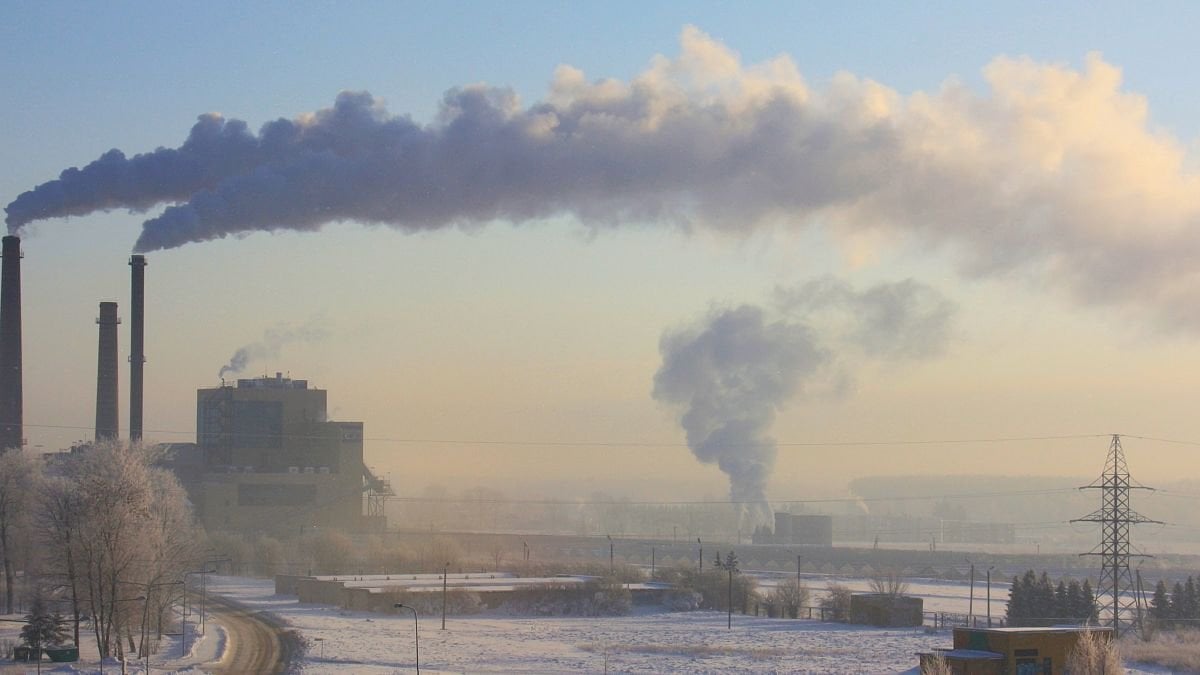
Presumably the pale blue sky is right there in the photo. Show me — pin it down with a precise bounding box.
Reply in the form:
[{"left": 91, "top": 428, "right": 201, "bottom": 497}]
[{"left": 2, "top": 2, "right": 1199, "bottom": 498}]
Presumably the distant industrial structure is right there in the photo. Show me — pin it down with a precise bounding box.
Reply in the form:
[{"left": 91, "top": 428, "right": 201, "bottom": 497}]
[
  {"left": 166, "top": 373, "right": 391, "bottom": 535},
  {"left": 752, "top": 510, "right": 1014, "bottom": 548},
  {"left": 753, "top": 512, "right": 834, "bottom": 546}
]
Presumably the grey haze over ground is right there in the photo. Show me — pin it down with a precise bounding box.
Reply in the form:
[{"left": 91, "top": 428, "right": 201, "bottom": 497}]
[{"left": 6, "top": 28, "right": 1200, "bottom": 331}]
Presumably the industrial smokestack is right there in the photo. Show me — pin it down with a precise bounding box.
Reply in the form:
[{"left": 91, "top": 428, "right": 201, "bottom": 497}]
[
  {"left": 95, "top": 301, "right": 120, "bottom": 442},
  {"left": 129, "top": 255, "right": 146, "bottom": 443},
  {"left": 0, "top": 236, "right": 20, "bottom": 451}
]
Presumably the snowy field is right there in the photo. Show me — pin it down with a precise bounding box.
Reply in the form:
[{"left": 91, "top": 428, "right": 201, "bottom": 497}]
[
  {"left": 206, "top": 576, "right": 945, "bottom": 673},
  {"left": 0, "top": 575, "right": 1172, "bottom": 673}
]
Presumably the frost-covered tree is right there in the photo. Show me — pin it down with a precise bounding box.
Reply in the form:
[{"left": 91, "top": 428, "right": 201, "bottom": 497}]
[
  {"left": 767, "top": 578, "right": 809, "bottom": 618},
  {"left": 0, "top": 450, "right": 36, "bottom": 614},
  {"left": 35, "top": 475, "right": 86, "bottom": 647},
  {"left": 33, "top": 442, "right": 199, "bottom": 660}
]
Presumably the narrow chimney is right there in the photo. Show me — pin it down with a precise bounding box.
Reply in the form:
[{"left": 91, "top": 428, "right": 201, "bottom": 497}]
[
  {"left": 95, "top": 301, "right": 120, "bottom": 442},
  {"left": 129, "top": 255, "right": 146, "bottom": 443},
  {"left": 0, "top": 236, "right": 20, "bottom": 451}
]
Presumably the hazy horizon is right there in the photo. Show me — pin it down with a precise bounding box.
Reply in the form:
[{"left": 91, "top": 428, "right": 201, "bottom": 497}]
[{"left": 4, "top": 4, "right": 1200, "bottom": 534}]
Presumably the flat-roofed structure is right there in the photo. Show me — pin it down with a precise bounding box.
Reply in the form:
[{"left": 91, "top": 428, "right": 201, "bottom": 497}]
[{"left": 184, "top": 373, "right": 370, "bottom": 533}]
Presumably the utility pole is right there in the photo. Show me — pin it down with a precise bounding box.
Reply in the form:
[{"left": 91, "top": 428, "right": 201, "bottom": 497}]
[
  {"left": 966, "top": 560, "right": 975, "bottom": 626},
  {"left": 442, "top": 562, "right": 449, "bottom": 630},
  {"left": 715, "top": 551, "right": 739, "bottom": 629},
  {"left": 1072, "top": 434, "right": 1160, "bottom": 637}
]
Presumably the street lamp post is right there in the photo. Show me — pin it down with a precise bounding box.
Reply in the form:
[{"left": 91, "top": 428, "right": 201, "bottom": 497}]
[
  {"left": 120, "top": 579, "right": 182, "bottom": 675},
  {"left": 607, "top": 535, "right": 613, "bottom": 574},
  {"left": 181, "top": 566, "right": 215, "bottom": 657},
  {"left": 987, "top": 566, "right": 995, "bottom": 627},
  {"left": 442, "top": 562, "right": 449, "bottom": 630},
  {"left": 393, "top": 604, "right": 420, "bottom": 674},
  {"left": 102, "top": 594, "right": 144, "bottom": 675},
  {"left": 715, "top": 552, "right": 738, "bottom": 629},
  {"left": 966, "top": 559, "right": 975, "bottom": 626},
  {"left": 697, "top": 538, "right": 703, "bottom": 572},
  {"left": 197, "top": 554, "right": 233, "bottom": 638},
  {"left": 650, "top": 546, "right": 655, "bottom": 579}
]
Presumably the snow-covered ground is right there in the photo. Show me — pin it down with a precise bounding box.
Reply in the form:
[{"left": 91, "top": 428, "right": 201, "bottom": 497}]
[
  {"left": 0, "top": 602, "right": 224, "bottom": 673},
  {"left": 0, "top": 575, "right": 1170, "bottom": 673},
  {"left": 207, "top": 575, "right": 946, "bottom": 673}
]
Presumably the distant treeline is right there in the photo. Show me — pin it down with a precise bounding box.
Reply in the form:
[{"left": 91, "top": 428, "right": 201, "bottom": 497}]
[
  {"left": 1151, "top": 576, "right": 1200, "bottom": 628},
  {"left": 1005, "top": 570, "right": 1098, "bottom": 626}
]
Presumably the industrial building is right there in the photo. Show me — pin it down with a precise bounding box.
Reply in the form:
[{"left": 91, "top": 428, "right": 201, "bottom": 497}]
[
  {"left": 168, "top": 373, "right": 389, "bottom": 534},
  {"left": 753, "top": 512, "right": 834, "bottom": 546}
]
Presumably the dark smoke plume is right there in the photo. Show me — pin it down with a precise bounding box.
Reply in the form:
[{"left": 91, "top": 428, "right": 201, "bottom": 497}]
[
  {"left": 653, "top": 277, "right": 955, "bottom": 525},
  {"left": 218, "top": 320, "right": 328, "bottom": 380},
  {"left": 8, "top": 27, "right": 1200, "bottom": 328}
]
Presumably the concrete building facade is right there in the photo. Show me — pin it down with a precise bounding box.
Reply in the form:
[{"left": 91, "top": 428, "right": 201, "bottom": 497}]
[{"left": 182, "top": 373, "right": 371, "bottom": 534}]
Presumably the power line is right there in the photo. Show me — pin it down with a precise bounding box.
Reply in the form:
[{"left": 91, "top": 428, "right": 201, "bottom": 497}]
[
  {"left": 388, "top": 487, "right": 1080, "bottom": 508},
  {"left": 20, "top": 421, "right": 1108, "bottom": 450},
  {"left": 1122, "top": 434, "right": 1200, "bottom": 448}
]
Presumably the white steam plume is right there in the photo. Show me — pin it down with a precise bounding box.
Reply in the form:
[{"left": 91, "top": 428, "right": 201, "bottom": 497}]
[
  {"left": 8, "top": 27, "right": 1200, "bottom": 327},
  {"left": 218, "top": 319, "right": 329, "bottom": 380},
  {"left": 652, "top": 277, "right": 955, "bottom": 527}
]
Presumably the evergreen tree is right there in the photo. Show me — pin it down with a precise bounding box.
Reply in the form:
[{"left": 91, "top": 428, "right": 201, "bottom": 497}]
[
  {"left": 1171, "top": 581, "right": 1187, "bottom": 624},
  {"left": 1185, "top": 576, "right": 1199, "bottom": 623},
  {"left": 1053, "top": 580, "right": 1068, "bottom": 623},
  {"left": 20, "top": 596, "right": 71, "bottom": 651},
  {"left": 1005, "top": 575, "right": 1026, "bottom": 626},
  {"left": 1008, "top": 571, "right": 1038, "bottom": 626},
  {"left": 1151, "top": 579, "right": 1171, "bottom": 627},
  {"left": 1080, "top": 579, "right": 1098, "bottom": 623},
  {"left": 1033, "top": 572, "right": 1055, "bottom": 626},
  {"left": 1065, "top": 580, "right": 1085, "bottom": 623}
]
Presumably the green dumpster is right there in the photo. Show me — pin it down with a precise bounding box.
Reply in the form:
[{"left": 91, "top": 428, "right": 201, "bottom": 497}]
[{"left": 47, "top": 646, "right": 79, "bottom": 662}]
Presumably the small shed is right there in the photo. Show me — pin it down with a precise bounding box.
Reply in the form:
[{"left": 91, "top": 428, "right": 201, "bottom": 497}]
[
  {"left": 849, "top": 593, "right": 923, "bottom": 627},
  {"left": 917, "top": 626, "right": 1114, "bottom": 675}
]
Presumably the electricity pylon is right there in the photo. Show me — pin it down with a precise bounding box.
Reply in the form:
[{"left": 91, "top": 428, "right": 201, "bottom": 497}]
[{"left": 1072, "top": 434, "right": 1160, "bottom": 636}]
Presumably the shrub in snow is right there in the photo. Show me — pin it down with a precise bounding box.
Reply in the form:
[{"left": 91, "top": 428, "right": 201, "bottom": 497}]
[
  {"left": 502, "top": 578, "right": 632, "bottom": 617},
  {"left": 664, "top": 590, "right": 703, "bottom": 612},
  {"left": 820, "top": 583, "right": 852, "bottom": 622},
  {"left": 1065, "top": 628, "right": 1120, "bottom": 674},
  {"left": 767, "top": 579, "right": 810, "bottom": 619},
  {"left": 390, "top": 589, "right": 482, "bottom": 616}
]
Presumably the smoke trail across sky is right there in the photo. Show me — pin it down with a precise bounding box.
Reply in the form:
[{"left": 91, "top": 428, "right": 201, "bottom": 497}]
[
  {"left": 652, "top": 277, "right": 956, "bottom": 526},
  {"left": 8, "top": 27, "right": 1200, "bottom": 328}
]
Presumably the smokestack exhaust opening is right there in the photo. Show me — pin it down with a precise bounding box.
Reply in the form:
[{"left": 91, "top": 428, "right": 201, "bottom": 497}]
[
  {"left": 129, "top": 255, "right": 146, "bottom": 443},
  {"left": 95, "top": 301, "right": 120, "bottom": 443},
  {"left": 0, "top": 236, "right": 21, "bottom": 452}
]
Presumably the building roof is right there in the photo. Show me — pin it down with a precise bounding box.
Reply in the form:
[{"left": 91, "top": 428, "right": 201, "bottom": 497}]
[
  {"left": 960, "top": 625, "right": 1112, "bottom": 634},
  {"left": 940, "top": 649, "right": 1004, "bottom": 660}
]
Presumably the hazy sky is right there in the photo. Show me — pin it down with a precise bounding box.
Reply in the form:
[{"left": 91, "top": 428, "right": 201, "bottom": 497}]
[{"left": 3, "top": 2, "right": 1200, "bottom": 502}]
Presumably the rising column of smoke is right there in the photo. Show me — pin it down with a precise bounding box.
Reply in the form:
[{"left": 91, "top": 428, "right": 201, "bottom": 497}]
[
  {"left": 9, "top": 27, "right": 1200, "bottom": 328},
  {"left": 218, "top": 319, "right": 329, "bottom": 380},
  {"left": 652, "top": 277, "right": 956, "bottom": 527}
]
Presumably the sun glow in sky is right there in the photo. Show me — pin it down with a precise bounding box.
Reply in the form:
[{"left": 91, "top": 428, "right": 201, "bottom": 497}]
[{"left": 3, "top": 2, "right": 1200, "bottom": 501}]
